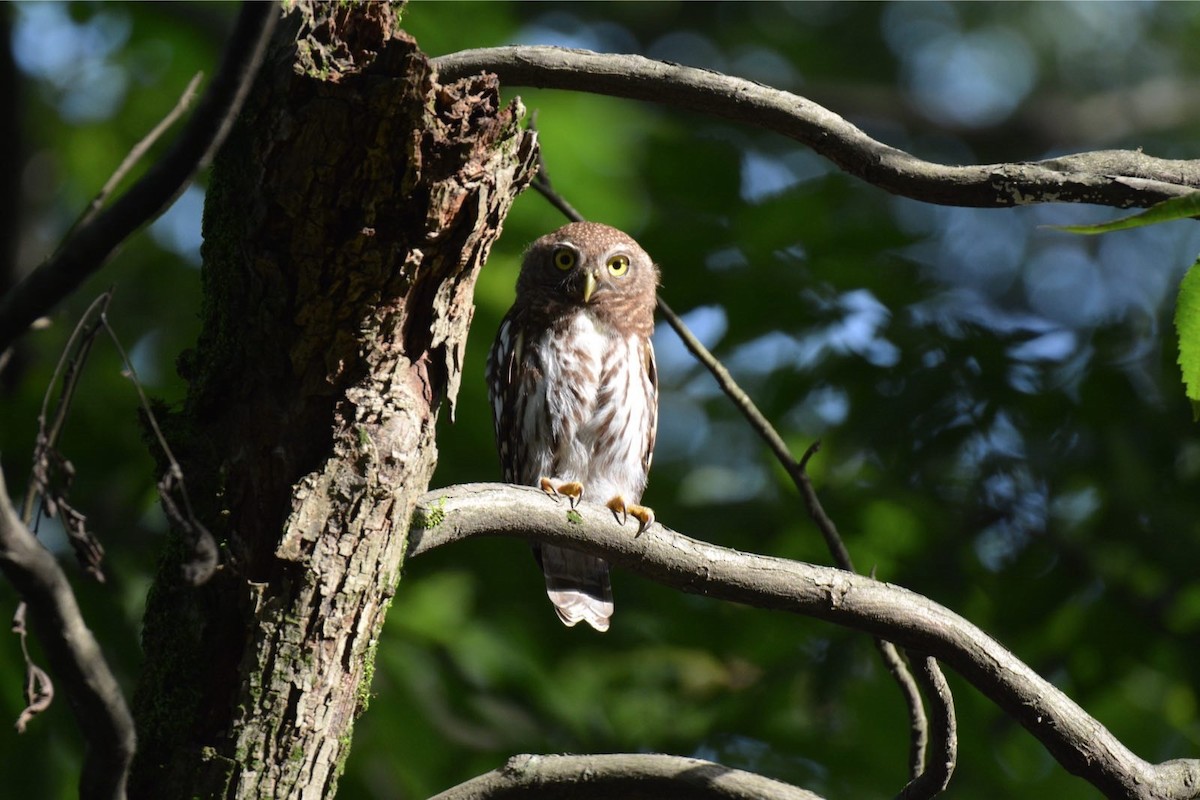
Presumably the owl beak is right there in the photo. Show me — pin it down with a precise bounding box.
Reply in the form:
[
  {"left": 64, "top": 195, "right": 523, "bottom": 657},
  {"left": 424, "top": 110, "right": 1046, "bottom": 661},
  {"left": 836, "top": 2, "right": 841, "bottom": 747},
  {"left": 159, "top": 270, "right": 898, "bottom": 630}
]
[{"left": 581, "top": 270, "right": 598, "bottom": 304}]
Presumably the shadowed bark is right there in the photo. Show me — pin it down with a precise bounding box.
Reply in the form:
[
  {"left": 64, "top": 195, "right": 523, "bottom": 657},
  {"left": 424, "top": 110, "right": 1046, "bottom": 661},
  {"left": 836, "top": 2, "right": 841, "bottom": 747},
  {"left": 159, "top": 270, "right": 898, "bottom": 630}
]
[{"left": 129, "top": 6, "right": 537, "bottom": 798}]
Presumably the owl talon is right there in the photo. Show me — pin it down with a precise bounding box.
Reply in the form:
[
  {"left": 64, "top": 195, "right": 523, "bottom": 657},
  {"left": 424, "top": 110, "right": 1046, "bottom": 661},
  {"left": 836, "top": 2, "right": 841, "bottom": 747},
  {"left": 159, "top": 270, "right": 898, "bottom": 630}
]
[
  {"left": 605, "top": 496, "right": 628, "bottom": 526},
  {"left": 540, "top": 477, "right": 584, "bottom": 507},
  {"left": 606, "top": 496, "right": 654, "bottom": 535}
]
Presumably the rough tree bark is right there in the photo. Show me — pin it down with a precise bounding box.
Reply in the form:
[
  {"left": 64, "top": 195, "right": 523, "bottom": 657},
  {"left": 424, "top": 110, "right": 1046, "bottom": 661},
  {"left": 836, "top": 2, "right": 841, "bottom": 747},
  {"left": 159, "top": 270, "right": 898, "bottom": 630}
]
[{"left": 129, "top": 5, "right": 536, "bottom": 798}]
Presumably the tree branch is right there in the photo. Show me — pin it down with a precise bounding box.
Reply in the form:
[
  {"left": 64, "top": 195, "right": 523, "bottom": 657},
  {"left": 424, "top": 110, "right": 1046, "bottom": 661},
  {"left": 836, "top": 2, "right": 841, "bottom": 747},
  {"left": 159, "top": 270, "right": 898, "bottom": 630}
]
[
  {"left": 411, "top": 483, "right": 1200, "bottom": 800},
  {"left": 433, "top": 46, "right": 1200, "bottom": 209},
  {"left": 0, "top": 465, "right": 134, "bottom": 800},
  {"left": 429, "top": 753, "right": 824, "bottom": 800},
  {"left": 0, "top": 1, "right": 278, "bottom": 354},
  {"left": 657, "top": 301, "right": 946, "bottom": 786},
  {"left": 895, "top": 657, "right": 956, "bottom": 800}
]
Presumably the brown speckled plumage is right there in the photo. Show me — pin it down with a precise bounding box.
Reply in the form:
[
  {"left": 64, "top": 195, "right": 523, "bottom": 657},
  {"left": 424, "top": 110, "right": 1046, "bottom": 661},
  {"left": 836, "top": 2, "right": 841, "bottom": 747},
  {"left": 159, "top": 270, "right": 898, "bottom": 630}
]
[{"left": 487, "top": 222, "right": 660, "bottom": 631}]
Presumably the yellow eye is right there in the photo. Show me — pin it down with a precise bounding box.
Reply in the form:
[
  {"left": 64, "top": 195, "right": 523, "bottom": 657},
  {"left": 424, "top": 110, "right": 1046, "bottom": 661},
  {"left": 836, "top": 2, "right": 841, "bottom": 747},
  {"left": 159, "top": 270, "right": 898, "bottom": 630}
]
[
  {"left": 553, "top": 247, "right": 576, "bottom": 271},
  {"left": 607, "top": 255, "right": 630, "bottom": 277}
]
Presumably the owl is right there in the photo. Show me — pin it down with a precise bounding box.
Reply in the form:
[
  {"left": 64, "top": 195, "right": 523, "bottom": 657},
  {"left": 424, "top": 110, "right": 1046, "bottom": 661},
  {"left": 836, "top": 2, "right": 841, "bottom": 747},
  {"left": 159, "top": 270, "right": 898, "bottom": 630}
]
[{"left": 486, "top": 222, "right": 660, "bottom": 632}]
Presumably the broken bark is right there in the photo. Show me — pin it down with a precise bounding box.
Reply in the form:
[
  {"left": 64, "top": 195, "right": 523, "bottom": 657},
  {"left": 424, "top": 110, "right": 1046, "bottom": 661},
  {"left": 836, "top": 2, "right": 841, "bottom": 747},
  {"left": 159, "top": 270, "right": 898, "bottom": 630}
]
[{"left": 130, "top": 6, "right": 537, "bottom": 797}]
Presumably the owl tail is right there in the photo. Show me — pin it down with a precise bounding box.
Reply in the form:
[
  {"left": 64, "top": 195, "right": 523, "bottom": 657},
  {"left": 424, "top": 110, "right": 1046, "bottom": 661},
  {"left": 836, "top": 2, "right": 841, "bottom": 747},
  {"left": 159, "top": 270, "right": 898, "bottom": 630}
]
[{"left": 538, "top": 545, "right": 613, "bottom": 632}]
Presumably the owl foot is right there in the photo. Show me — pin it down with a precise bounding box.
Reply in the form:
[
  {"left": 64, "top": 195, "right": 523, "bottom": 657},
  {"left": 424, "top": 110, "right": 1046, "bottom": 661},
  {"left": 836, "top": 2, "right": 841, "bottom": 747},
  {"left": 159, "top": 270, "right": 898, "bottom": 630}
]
[
  {"left": 540, "top": 477, "right": 584, "bottom": 508},
  {"left": 605, "top": 496, "right": 654, "bottom": 535}
]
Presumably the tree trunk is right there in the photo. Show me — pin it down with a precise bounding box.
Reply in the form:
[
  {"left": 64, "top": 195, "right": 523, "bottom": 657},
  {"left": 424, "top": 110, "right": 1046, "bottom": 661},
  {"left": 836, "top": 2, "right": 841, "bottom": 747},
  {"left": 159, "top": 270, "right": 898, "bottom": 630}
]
[{"left": 130, "top": 5, "right": 536, "bottom": 797}]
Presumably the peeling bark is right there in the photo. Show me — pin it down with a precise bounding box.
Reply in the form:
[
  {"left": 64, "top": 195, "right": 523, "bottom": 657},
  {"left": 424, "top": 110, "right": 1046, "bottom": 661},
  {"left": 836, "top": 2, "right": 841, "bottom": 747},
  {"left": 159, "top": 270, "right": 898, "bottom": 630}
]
[{"left": 130, "top": 6, "right": 537, "bottom": 798}]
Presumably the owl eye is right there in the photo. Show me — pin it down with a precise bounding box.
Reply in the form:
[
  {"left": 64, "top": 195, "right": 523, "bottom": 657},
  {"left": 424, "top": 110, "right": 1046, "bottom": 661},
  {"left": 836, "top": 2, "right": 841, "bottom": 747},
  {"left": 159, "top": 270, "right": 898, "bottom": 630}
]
[
  {"left": 552, "top": 247, "right": 576, "bottom": 271},
  {"left": 607, "top": 255, "right": 630, "bottom": 277}
]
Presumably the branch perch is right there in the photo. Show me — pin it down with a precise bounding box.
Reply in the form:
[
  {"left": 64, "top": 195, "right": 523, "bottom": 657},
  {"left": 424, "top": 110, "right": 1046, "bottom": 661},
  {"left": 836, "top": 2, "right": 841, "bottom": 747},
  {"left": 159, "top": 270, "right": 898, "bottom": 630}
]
[
  {"left": 434, "top": 46, "right": 1200, "bottom": 209},
  {"left": 411, "top": 483, "right": 1200, "bottom": 800},
  {"left": 430, "top": 753, "right": 824, "bottom": 800}
]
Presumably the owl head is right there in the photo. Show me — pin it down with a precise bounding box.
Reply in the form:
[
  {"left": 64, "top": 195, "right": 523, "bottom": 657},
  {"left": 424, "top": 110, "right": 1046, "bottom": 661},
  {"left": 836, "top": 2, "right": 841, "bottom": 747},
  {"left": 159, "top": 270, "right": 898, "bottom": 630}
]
[{"left": 515, "top": 222, "right": 659, "bottom": 334}]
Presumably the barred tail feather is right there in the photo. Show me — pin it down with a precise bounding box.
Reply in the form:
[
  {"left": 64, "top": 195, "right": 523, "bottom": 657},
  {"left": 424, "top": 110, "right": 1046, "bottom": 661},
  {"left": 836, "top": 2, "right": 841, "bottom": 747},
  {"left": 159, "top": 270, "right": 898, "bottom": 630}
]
[{"left": 539, "top": 545, "right": 613, "bottom": 632}]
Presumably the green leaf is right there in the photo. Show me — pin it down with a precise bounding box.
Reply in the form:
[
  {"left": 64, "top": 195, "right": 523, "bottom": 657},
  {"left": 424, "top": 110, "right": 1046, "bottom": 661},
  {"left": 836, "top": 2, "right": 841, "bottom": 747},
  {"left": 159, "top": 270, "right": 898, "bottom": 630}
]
[
  {"left": 1176, "top": 258, "right": 1200, "bottom": 421},
  {"left": 1051, "top": 192, "right": 1200, "bottom": 235},
  {"left": 566, "top": 509, "right": 583, "bottom": 525}
]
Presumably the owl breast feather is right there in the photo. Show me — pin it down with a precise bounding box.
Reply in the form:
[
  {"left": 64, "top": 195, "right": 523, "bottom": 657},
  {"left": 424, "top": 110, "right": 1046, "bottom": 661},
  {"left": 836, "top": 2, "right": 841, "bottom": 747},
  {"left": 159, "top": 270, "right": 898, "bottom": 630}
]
[{"left": 520, "top": 312, "right": 654, "bottom": 504}]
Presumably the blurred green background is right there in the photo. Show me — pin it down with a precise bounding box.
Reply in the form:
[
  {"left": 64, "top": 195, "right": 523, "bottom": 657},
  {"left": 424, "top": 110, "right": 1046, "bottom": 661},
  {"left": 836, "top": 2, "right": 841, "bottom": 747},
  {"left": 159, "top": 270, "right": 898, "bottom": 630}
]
[{"left": 2, "top": 2, "right": 1199, "bottom": 798}]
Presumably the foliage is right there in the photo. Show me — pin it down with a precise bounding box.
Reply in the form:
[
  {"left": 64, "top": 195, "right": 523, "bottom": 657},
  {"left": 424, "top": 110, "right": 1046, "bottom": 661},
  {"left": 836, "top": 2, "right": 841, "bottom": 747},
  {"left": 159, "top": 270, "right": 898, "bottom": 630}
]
[
  {"left": 2, "top": 3, "right": 1200, "bottom": 799},
  {"left": 1177, "top": 261, "right": 1200, "bottom": 420}
]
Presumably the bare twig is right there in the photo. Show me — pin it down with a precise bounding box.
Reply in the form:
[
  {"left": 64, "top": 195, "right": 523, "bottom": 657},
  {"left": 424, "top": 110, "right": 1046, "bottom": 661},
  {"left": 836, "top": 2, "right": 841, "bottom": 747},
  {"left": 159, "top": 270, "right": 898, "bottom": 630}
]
[
  {"left": 9, "top": 291, "right": 215, "bottom": 751},
  {"left": 97, "top": 312, "right": 216, "bottom": 584},
  {"left": 0, "top": 1, "right": 279, "bottom": 354},
  {"left": 411, "top": 484, "right": 1200, "bottom": 800},
  {"left": 435, "top": 46, "right": 1200, "bottom": 210},
  {"left": 72, "top": 72, "right": 205, "bottom": 236},
  {"left": 26, "top": 293, "right": 114, "bottom": 519},
  {"left": 23, "top": 293, "right": 114, "bottom": 583},
  {"left": 430, "top": 753, "right": 824, "bottom": 800},
  {"left": 0, "top": 466, "right": 135, "bottom": 800},
  {"left": 655, "top": 321, "right": 953, "bottom": 789},
  {"left": 896, "top": 657, "right": 957, "bottom": 800}
]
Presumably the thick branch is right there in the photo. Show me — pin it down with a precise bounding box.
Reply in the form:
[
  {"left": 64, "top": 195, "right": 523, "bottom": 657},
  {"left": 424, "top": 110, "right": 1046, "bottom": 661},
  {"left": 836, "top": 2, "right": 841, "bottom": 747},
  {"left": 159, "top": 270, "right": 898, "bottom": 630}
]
[
  {"left": 0, "top": 1, "right": 277, "bottom": 354},
  {"left": 411, "top": 483, "right": 1200, "bottom": 800},
  {"left": 430, "top": 753, "right": 823, "bottom": 800},
  {"left": 433, "top": 46, "right": 1200, "bottom": 209},
  {"left": 0, "top": 467, "right": 134, "bottom": 800}
]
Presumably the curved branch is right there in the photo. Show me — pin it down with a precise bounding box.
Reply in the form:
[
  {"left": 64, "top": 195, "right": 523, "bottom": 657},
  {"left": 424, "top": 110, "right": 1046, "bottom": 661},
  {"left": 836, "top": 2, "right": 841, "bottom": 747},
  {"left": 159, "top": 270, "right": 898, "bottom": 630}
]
[
  {"left": 429, "top": 753, "right": 823, "bottom": 800},
  {"left": 0, "top": 1, "right": 278, "bottom": 354},
  {"left": 411, "top": 483, "right": 1200, "bottom": 800},
  {"left": 0, "top": 466, "right": 134, "bottom": 800},
  {"left": 659, "top": 299, "right": 940, "bottom": 783},
  {"left": 433, "top": 46, "right": 1200, "bottom": 209},
  {"left": 896, "top": 656, "right": 957, "bottom": 800}
]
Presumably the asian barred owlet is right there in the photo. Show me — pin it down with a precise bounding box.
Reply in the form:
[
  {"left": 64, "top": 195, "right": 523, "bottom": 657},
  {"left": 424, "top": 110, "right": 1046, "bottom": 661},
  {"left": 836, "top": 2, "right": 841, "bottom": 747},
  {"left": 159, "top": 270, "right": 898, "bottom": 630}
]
[{"left": 486, "top": 222, "right": 659, "bottom": 632}]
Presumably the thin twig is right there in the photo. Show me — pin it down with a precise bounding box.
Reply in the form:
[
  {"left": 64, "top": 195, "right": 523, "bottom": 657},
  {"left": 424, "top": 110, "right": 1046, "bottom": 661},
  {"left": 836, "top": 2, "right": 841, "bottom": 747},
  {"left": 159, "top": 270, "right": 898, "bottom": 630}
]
[
  {"left": 98, "top": 312, "right": 216, "bottom": 584},
  {"left": 666, "top": 306, "right": 946, "bottom": 786},
  {"left": 21, "top": 293, "right": 113, "bottom": 583},
  {"left": 0, "top": 1, "right": 278, "bottom": 353},
  {"left": 70, "top": 72, "right": 204, "bottom": 237},
  {"left": 23, "top": 293, "right": 113, "bottom": 525}
]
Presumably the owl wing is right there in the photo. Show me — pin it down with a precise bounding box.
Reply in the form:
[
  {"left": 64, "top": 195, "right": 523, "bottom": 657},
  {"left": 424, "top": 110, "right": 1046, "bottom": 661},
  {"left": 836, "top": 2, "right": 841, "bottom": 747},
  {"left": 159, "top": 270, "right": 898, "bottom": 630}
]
[
  {"left": 642, "top": 336, "right": 658, "bottom": 478},
  {"left": 486, "top": 313, "right": 525, "bottom": 483}
]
